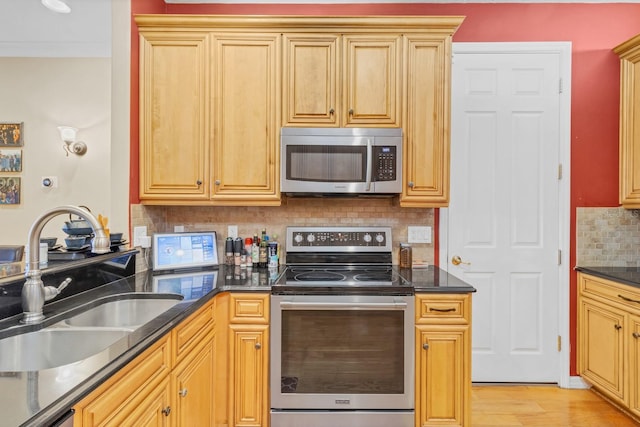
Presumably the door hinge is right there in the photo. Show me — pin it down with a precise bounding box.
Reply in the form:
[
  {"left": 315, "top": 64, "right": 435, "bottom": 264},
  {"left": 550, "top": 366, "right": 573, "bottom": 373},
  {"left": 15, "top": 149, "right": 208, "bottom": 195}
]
[
  {"left": 557, "top": 335, "right": 562, "bottom": 352},
  {"left": 558, "top": 164, "right": 562, "bottom": 180}
]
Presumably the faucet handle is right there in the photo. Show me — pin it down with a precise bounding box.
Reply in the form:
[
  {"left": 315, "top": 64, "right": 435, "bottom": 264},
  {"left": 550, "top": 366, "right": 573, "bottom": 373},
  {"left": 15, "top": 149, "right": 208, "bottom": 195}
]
[{"left": 43, "top": 277, "right": 72, "bottom": 301}]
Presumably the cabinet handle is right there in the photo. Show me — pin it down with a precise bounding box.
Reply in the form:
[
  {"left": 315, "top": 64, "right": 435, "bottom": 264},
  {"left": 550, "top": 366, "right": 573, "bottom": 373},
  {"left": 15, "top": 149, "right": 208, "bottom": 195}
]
[
  {"left": 329, "top": 108, "right": 335, "bottom": 115},
  {"left": 179, "top": 388, "right": 188, "bottom": 397},
  {"left": 429, "top": 307, "right": 456, "bottom": 313},
  {"left": 348, "top": 108, "right": 354, "bottom": 115},
  {"left": 422, "top": 343, "right": 429, "bottom": 350},
  {"left": 196, "top": 180, "right": 202, "bottom": 186},
  {"left": 408, "top": 181, "right": 414, "bottom": 188},
  {"left": 255, "top": 342, "right": 262, "bottom": 350},
  {"left": 215, "top": 180, "right": 221, "bottom": 185},
  {"left": 615, "top": 324, "right": 622, "bottom": 330},
  {"left": 162, "top": 406, "right": 171, "bottom": 416},
  {"left": 618, "top": 294, "right": 640, "bottom": 304},
  {"left": 633, "top": 332, "right": 640, "bottom": 339}
]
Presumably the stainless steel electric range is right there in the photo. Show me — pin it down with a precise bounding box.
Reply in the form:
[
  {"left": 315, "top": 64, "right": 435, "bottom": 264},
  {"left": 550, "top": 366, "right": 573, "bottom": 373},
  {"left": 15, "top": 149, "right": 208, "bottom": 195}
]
[{"left": 270, "top": 226, "right": 415, "bottom": 427}]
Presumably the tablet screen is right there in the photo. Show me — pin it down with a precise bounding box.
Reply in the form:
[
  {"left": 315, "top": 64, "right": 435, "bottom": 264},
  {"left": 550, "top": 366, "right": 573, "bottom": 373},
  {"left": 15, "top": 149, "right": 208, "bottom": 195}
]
[{"left": 152, "top": 231, "right": 218, "bottom": 271}]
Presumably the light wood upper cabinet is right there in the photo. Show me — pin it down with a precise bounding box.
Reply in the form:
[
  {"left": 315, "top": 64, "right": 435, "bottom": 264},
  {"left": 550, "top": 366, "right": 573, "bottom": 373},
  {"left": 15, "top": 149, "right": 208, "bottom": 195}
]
[
  {"left": 136, "top": 15, "right": 464, "bottom": 207},
  {"left": 282, "top": 33, "right": 401, "bottom": 127},
  {"left": 211, "top": 33, "right": 281, "bottom": 204},
  {"left": 401, "top": 35, "right": 453, "bottom": 207},
  {"left": 615, "top": 33, "right": 640, "bottom": 208},
  {"left": 138, "top": 31, "right": 210, "bottom": 202}
]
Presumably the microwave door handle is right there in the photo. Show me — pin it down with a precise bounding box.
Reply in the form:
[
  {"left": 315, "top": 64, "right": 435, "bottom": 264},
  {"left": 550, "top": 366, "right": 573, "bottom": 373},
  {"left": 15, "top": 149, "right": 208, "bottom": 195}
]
[
  {"left": 365, "top": 139, "right": 372, "bottom": 191},
  {"left": 279, "top": 301, "right": 407, "bottom": 310}
]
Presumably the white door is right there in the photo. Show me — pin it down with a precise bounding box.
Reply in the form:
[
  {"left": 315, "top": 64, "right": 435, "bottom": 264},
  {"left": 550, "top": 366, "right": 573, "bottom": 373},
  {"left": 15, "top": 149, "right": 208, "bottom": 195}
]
[{"left": 441, "top": 43, "right": 571, "bottom": 383}]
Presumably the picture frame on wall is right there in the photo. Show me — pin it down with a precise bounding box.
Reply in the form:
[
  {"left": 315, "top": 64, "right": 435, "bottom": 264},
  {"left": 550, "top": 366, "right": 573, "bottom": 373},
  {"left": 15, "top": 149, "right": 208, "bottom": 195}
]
[
  {"left": 0, "top": 149, "right": 22, "bottom": 172},
  {"left": 0, "top": 122, "right": 23, "bottom": 147},
  {"left": 0, "top": 176, "right": 20, "bottom": 205}
]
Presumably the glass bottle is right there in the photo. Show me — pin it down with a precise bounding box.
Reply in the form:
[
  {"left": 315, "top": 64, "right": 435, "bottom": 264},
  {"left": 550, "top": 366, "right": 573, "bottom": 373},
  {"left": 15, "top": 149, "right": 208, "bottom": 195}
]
[{"left": 258, "top": 229, "right": 268, "bottom": 268}]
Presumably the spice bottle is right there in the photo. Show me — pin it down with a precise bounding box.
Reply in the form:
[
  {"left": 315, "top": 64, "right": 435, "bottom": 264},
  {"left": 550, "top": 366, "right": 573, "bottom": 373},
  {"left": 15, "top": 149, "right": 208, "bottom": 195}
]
[
  {"left": 399, "top": 243, "right": 412, "bottom": 268},
  {"left": 225, "top": 237, "right": 234, "bottom": 266},
  {"left": 259, "top": 229, "right": 268, "bottom": 268}
]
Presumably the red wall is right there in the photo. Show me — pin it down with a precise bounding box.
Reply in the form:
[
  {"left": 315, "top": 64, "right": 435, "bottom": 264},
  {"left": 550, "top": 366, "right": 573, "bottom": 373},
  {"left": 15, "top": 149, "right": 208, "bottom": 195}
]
[{"left": 130, "top": 2, "right": 640, "bottom": 377}]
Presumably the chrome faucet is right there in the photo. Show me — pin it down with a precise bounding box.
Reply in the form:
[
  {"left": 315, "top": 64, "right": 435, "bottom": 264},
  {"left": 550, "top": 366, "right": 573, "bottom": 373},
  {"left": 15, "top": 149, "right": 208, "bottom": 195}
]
[{"left": 22, "top": 205, "right": 110, "bottom": 324}]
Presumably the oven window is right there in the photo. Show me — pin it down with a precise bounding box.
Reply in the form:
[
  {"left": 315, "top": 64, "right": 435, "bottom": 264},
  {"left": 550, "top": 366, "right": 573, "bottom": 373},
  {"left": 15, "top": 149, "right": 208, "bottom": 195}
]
[
  {"left": 280, "top": 309, "right": 404, "bottom": 394},
  {"left": 287, "top": 145, "right": 366, "bottom": 182}
]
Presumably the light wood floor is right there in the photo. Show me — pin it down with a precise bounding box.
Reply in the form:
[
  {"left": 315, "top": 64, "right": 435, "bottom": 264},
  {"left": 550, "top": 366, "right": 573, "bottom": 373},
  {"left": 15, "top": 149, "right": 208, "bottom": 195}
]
[{"left": 472, "top": 384, "right": 640, "bottom": 426}]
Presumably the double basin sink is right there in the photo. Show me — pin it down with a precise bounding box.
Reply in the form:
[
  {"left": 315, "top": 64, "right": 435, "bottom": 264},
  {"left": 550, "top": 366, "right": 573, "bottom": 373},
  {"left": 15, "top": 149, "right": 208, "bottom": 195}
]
[{"left": 0, "top": 295, "right": 184, "bottom": 372}]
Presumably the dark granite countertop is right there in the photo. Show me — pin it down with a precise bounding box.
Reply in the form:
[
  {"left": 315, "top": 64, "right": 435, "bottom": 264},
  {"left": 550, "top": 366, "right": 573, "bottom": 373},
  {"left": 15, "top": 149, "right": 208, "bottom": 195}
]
[
  {"left": 575, "top": 266, "right": 640, "bottom": 289},
  {"left": 1, "top": 260, "right": 473, "bottom": 427}
]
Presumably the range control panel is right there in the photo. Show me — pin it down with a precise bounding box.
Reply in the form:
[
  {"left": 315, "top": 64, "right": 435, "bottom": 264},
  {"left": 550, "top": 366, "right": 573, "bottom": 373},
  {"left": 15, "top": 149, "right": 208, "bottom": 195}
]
[{"left": 286, "top": 227, "right": 392, "bottom": 252}]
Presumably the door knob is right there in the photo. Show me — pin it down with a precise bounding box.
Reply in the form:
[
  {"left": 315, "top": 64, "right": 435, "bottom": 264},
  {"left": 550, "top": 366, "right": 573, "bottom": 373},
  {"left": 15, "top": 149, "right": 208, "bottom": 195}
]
[{"left": 451, "top": 255, "right": 471, "bottom": 266}]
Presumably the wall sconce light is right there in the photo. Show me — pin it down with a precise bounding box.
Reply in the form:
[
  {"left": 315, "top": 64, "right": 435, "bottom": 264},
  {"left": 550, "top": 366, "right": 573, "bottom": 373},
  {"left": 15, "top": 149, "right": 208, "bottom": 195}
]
[
  {"left": 58, "top": 126, "right": 87, "bottom": 156},
  {"left": 41, "top": 0, "right": 71, "bottom": 14}
]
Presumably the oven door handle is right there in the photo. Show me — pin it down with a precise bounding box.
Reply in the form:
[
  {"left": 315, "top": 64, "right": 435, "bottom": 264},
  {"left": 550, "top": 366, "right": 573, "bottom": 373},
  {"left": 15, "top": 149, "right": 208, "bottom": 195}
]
[{"left": 279, "top": 301, "right": 407, "bottom": 310}]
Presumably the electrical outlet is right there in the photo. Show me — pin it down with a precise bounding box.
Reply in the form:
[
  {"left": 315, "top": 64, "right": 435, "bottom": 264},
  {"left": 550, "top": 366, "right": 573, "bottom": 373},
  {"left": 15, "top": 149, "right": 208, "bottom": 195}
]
[
  {"left": 133, "top": 226, "right": 147, "bottom": 247},
  {"left": 174, "top": 225, "right": 185, "bottom": 232},
  {"left": 228, "top": 225, "right": 238, "bottom": 238},
  {"left": 408, "top": 226, "right": 432, "bottom": 244}
]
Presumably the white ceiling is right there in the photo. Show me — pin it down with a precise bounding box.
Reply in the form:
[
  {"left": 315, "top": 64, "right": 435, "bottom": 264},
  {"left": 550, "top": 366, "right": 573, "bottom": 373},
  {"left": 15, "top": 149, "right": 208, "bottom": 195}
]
[{"left": 0, "top": 0, "right": 111, "bottom": 57}]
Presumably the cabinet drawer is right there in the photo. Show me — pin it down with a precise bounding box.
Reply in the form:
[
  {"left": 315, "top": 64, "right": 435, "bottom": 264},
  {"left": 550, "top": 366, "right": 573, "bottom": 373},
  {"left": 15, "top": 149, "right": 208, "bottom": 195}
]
[
  {"left": 173, "top": 298, "right": 215, "bottom": 364},
  {"left": 416, "top": 294, "right": 470, "bottom": 325},
  {"left": 579, "top": 273, "right": 640, "bottom": 315},
  {"left": 229, "top": 293, "right": 269, "bottom": 324}
]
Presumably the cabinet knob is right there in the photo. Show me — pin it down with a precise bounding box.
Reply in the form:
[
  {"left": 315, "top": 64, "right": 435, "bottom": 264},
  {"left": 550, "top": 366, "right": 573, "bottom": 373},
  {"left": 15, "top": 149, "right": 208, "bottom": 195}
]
[
  {"left": 179, "top": 388, "right": 188, "bottom": 397},
  {"left": 329, "top": 108, "right": 335, "bottom": 115},
  {"left": 408, "top": 181, "right": 414, "bottom": 188},
  {"left": 255, "top": 342, "right": 262, "bottom": 350},
  {"left": 633, "top": 332, "right": 640, "bottom": 339},
  {"left": 162, "top": 406, "right": 171, "bottom": 416},
  {"left": 348, "top": 108, "right": 354, "bottom": 115},
  {"left": 422, "top": 343, "right": 429, "bottom": 350},
  {"left": 215, "top": 180, "right": 221, "bottom": 185},
  {"left": 615, "top": 324, "right": 622, "bottom": 330},
  {"left": 196, "top": 180, "right": 202, "bottom": 186}
]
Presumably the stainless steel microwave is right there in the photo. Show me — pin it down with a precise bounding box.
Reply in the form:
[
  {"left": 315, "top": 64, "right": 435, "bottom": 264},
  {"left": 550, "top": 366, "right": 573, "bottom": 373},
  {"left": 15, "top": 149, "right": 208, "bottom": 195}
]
[{"left": 280, "top": 127, "right": 402, "bottom": 195}]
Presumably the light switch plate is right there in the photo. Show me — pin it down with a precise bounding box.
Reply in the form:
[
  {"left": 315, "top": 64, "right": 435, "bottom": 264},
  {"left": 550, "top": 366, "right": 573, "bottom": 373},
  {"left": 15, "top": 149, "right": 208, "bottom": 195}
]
[
  {"left": 133, "top": 226, "right": 147, "bottom": 247},
  {"left": 174, "top": 225, "right": 185, "bottom": 232},
  {"left": 408, "top": 226, "right": 432, "bottom": 244},
  {"left": 228, "top": 225, "right": 238, "bottom": 239}
]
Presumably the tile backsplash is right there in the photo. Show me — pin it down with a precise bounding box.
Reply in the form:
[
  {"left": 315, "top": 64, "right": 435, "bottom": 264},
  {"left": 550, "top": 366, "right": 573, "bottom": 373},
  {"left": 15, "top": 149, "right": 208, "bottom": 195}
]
[
  {"left": 576, "top": 207, "right": 640, "bottom": 267},
  {"left": 131, "top": 197, "right": 435, "bottom": 271}
]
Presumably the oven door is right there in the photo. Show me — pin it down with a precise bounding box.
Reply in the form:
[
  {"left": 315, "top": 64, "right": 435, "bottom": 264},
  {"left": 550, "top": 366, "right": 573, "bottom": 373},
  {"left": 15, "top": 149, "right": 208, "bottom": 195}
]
[{"left": 270, "top": 294, "right": 414, "bottom": 411}]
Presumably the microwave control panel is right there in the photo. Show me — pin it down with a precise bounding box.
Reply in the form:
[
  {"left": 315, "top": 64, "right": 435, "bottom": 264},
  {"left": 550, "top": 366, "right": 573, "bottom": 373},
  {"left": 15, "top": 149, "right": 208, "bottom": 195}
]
[{"left": 373, "top": 146, "right": 397, "bottom": 181}]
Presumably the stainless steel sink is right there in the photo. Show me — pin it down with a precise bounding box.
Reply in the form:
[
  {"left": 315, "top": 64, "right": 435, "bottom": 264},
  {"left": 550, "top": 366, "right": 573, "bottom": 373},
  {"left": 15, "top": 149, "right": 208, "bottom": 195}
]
[
  {"left": 0, "top": 328, "right": 130, "bottom": 371},
  {"left": 63, "top": 295, "right": 183, "bottom": 328}
]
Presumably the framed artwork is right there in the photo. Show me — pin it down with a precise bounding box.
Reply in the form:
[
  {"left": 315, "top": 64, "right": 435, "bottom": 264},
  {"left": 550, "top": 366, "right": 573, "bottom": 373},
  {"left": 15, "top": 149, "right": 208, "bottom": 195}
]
[
  {"left": 0, "top": 176, "right": 20, "bottom": 205},
  {"left": 0, "top": 149, "right": 22, "bottom": 172},
  {"left": 0, "top": 122, "right": 23, "bottom": 146}
]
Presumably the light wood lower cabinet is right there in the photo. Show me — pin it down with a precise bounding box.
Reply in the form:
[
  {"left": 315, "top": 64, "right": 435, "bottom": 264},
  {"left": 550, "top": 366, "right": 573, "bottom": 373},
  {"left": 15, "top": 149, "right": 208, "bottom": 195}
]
[
  {"left": 72, "top": 298, "right": 215, "bottom": 426},
  {"left": 578, "top": 272, "right": 640, "bottom": 421},
  {"left": 415, "top": 293, "right": 472, "bottom": 427}
]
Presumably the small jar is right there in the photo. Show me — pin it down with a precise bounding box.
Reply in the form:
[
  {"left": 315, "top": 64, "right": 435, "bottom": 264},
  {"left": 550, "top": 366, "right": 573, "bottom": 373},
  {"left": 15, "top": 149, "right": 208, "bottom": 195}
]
[{"left": 399, "top": 243, "right": 412, "bottom": 269}]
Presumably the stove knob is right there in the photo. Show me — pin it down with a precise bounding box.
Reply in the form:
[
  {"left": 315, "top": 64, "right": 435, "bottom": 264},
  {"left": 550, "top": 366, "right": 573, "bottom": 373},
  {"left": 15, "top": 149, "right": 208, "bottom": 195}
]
[
  {"left": 307, "top": 234, "right": 316, "bottom": 243},
  {"left": 294, "top": 234, "right": 303, "bottom": 244},
  {"left": 363, "top": 233, "right": 372, "bottom": 243},
  {"left": 375, "top": 234, "right": 385, "bottom": 243}
]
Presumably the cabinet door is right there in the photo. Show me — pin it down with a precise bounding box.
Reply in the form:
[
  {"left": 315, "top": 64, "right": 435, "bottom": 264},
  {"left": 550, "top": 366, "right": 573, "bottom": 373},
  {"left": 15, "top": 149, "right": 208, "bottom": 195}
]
[
  {"left": 630, "top": 315, "right": 640, "bottom": 418},
  {"left": 229, "top": 325, "right": 269, "bottom": 427},
  {"left": 139, "top": 32, "right": 210, "bottom": 201},
  {"left": 401, "top": 35, "right": 452, "bottom": 207},
  {"left": 579, "top": 298, "right": 626, "bottom": 403},
  {"left": 173, "top": 337, "right": 215, "bottom": 427},
  {"left": 416, "top": 326, "right": 469, "bottom": 427},
  {"left": 615, "top": 34, "right": 640, "bottom": 208},
  {"left": 212, "top": 34, "right": 281, "bottom": 205},
  {"left": 342, "top": 35, "right": 401, "bottom": 126},
  {"left": 283, "top": 34, "right": 339, "bottom": 126},
  {"left": 116, "top": 377, "right": 172, "bottom": 427}
]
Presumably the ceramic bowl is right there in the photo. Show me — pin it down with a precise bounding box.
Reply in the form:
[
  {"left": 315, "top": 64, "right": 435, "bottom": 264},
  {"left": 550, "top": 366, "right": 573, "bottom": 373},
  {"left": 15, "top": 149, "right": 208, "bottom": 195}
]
[
  {"left": 65, "top": 236, "right": 90, "bottom": 249},
  {"left": 109, "top": 233, "right": 123, "bottom": 243},
  {"left": 40, "top": 237, "right": 57, "bottom": 248}
]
